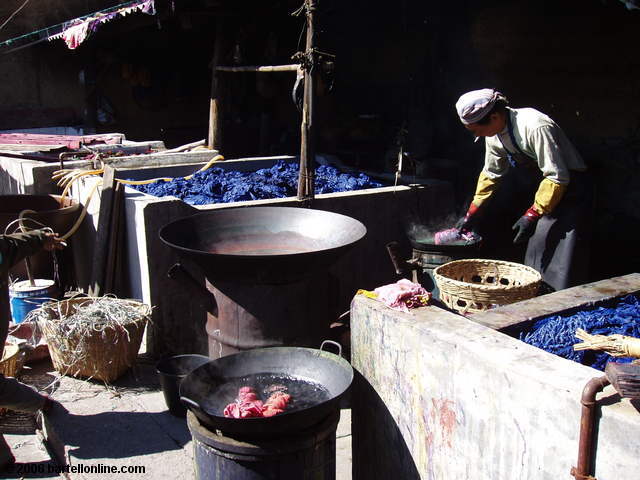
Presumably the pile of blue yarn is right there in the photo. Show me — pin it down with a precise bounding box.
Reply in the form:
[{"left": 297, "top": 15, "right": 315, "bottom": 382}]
[
  {"left": 520, "top": 294, "right": 640, "bottom": 371},
  {"left": 131, "top": 160, "right": 385, "bottom": 205}
]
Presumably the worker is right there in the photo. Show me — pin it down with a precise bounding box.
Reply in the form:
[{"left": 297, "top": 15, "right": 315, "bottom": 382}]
[
  {"left": 0, "top": 229, "right": 65, "bottom": 470},
  {"left": 454, "top": 88, "right": 592, "bottom": 291}
]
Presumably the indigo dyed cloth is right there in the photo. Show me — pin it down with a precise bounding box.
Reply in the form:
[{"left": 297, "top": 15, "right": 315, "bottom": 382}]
[
  {"left": 520, "top": 294, "right": 640, "bottom": 371},
  {"left": 131, "top": 160, "right": 384, "bottom": 205}
]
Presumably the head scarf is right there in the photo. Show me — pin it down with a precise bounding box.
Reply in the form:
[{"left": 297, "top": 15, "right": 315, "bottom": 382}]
[{"left": 455, "top": 88, "right": 507, "bottom": 125}]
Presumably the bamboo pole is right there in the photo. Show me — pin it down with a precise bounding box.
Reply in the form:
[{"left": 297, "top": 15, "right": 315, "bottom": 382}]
[
  {"left": 208, "top": 18, "right": 225, "bottom": 150},
  {"left": 216, "top": 64, "right": 300, "bottom": 73},
  {"left": 297, "top": 0, "right": 318, "bottom": 202}
]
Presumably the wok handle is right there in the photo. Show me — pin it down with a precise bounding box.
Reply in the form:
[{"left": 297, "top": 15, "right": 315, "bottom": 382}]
[
  {"left": 320, "top": 340, "right": 342, "bottom": 357},
  {"left": 386, "top": 241, "right": 409, "bottom": 275},
  {"left": 180, "top": 396, "right": 205, "bottom": 415}
]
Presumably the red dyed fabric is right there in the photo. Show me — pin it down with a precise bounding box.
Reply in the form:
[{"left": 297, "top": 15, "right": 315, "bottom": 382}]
[
  {"left": 261, "top": 391, "right": 292, "bottom": 417},
  {"left": 223, "top": 387, "right": 264, "bottom": 418},
  {"left": 223, "top": 387, "right": 291, "bottom": 418}
]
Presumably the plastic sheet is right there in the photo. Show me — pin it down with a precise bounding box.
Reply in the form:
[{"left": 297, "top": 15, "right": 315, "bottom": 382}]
[
  {"left": 520, "top": 294, "right": 640, "bottom": 371},
  {"left": 131, "top": 160, "right": 385, "bottom": 205}
]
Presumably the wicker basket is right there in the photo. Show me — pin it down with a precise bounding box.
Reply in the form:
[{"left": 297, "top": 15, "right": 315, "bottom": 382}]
[
  {"left": 37, "top": 298, "right": 150, "bottom": 383},
  {"left": 433, "top": 259, "right": 542, "bottom": 314},
  {"left": 0, "top": 344, "right": 24, "bottom": 378}
]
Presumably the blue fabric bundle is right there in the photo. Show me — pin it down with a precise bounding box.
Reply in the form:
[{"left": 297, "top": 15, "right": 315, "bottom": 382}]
[
  {"left": 520, "top": 294, "right": 640, "bottom": 371},
  {"left": 131, "top": 160, "right": 384, "bottom": 205}
]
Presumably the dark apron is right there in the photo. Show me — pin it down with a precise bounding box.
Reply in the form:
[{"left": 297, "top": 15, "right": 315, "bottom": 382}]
[{"left": 499, "top": 117, "right": 593, "bottom": 291}]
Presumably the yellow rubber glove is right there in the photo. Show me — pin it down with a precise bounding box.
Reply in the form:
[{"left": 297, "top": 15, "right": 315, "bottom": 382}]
[
  {"left": 472, "top": 171, "right": 501, "bottom": 208},
  {"left": 532, "top": 177, "right": 567, "bottom": 215}
]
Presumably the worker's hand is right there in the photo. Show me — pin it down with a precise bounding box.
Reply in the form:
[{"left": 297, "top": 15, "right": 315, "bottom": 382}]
[
  {"left": 42, "top": 232, "right": 66, "bottom": 252},
  {"left": 511, "top": 207, "right": 541, "bottom": 244},
  {"left": 455, "top": 203, "right": 481, "bottom": 233}
]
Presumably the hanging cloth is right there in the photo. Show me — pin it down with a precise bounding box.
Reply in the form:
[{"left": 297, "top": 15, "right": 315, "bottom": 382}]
[{"left": 48, "top": 0, "right": 156, "bottom": 50}]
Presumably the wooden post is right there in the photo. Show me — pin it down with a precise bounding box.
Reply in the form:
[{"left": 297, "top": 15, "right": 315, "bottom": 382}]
[
  {"left": 208, "top": 18, "right": 224, "bottom": 151},
  {"left": 297, "top": 0, "right": 318, "bottom": 202}
]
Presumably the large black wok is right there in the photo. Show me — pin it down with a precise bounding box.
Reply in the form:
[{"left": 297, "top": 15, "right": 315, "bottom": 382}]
[
  {"left": 159, "top": 206, "right": 367, "bottom": 285},
  {"left": 408, "top": 233, "right": 482, "bottom": 254},
  {"left": 179, "top": 343, "right": 353, "bottom": 437}
]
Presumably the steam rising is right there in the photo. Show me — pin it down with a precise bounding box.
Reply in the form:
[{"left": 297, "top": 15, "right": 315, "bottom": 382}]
[{"left": 407, "top": 211, "right": 461, "bottom": 242}]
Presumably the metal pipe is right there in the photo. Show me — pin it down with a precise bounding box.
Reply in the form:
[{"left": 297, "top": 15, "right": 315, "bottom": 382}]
[{"left": 570, "top": 375, "right": 611, "bottom": 480}]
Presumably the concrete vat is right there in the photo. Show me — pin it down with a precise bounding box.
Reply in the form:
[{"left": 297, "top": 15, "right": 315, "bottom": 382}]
[{"left": 350, "top": 273, "right": 640, "bottom": 480}]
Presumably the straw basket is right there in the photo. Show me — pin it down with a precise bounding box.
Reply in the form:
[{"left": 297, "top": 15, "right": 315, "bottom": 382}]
[
  {"left": 0, "top": 344, "right": 24, "bottom": 378},
  {"left": 37, "top": 297, "right": 150, "bottom": 383},
  {"left": 433, "top": 259, "right": 542, "bottom": 315}
]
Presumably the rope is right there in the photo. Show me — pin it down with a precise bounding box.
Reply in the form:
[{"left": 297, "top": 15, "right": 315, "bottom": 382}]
[
  {"left": 0, "top": 0, "right": 145, "bottom": 50},
  {"left": 50, "top": 154, "right": 225, "bottom": 239},
  {"left": 0, "top": 0, "right": 30, "bottom": 32}
]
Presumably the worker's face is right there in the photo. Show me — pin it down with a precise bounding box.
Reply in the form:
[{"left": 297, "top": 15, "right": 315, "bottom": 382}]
[{"left": 464, "top": 112, "right": 506, "bottom": 138}]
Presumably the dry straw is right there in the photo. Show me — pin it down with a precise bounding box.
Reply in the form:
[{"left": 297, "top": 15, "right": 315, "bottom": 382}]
[
  {"left": 434, "top": 258, "right": 542, "bottom": 315},
  {"left": 28, "top": 296, "right": 151, "bottom": 383}
]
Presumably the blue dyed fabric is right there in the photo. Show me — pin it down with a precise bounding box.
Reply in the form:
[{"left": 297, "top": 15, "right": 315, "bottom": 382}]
[
  {"left": 520, "top": 294, "right": 640, "bottom": 371},
  {"left": 130, "top": 160, "right": 385, "bottom": 205}
]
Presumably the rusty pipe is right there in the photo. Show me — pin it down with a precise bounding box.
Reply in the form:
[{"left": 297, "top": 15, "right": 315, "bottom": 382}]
[
  {"left": 167, "top": 263, "right": 217, "bottom": 315},
  {"left": 570, "top": 375, "right": 611, "bottom": 480}
]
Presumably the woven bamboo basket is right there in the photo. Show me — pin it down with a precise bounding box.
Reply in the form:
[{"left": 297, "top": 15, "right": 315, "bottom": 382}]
[
  {"left": 433, "top": 259, "right": 542, "bottom": 314},
  {"left": 37, "top": 297, "right": 150, "bottom": 383},
  {"left": 0, "top": 344, "right": 23, "bottom": 378}
]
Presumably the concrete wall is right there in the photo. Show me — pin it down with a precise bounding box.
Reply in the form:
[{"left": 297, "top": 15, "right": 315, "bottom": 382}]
[{"left": 350, "top": 286, "right": 640, "bottom": 480}]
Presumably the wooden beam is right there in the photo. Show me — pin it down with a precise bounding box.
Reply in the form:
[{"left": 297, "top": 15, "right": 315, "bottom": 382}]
[
  {"left": 88, "top": 165, "right": 116, "bottom": 297},
  {"left": 104, "top": 181, "right": 124, "bottom": 295}
]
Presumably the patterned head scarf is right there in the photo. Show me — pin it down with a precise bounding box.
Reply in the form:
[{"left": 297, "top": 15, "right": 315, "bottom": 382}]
[{"left": 455, "top": 88, "right": 507, "bottom": 125}]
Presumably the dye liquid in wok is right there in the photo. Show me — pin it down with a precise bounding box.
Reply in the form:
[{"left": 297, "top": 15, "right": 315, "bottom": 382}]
[
  {"left": 205, "top": 373, "right": 331, "bottom": 417},
  {"left": 206, "top": 231, "right": 325, "bottom": 256}
]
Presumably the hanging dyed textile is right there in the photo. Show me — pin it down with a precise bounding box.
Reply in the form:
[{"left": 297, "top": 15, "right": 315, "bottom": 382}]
[{"left": 48, "top": 1, "right": 156, "bottom": 50}]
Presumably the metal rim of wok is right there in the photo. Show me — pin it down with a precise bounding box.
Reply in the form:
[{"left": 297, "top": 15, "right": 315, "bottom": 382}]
[
  {"left": 408, "top": 233, "right": 483, "bottom": 254},
  {"left": 179, "top": 345, "right": 354, "bottom": 437},
  {"left": 158, "top": 206, "right": 367, "bottom": 284}
]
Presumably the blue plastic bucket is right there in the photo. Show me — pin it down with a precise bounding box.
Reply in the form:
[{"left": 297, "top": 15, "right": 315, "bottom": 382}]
[{"left": 9, "top": 279, "right": 59, "bottom": 324}]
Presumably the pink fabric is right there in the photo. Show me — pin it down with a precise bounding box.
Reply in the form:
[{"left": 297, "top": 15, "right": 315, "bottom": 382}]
[
  {"left": 262, "top": 391, "right": 292, "bottom": 417},
  {"left": 223, "top": 386, "right": 291, "bottom": 419},
  {"left": 223, "top": 387, "right": 264, "bottom": 418},
  {"left": 434, "top": 228, "right": 479, "bottom": 245},
  {"left": 62, "top": 22, "right": 89, "bottom": 49},
  {"left": 374, "top": 279, "right": 430, "bottom": 313},
  {"left": 51, "top": 1, "right": 156, "bottom": 50}
]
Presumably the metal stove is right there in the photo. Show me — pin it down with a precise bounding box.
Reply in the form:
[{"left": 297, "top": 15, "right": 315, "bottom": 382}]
[{"left": 387, "top": 234, "right": 482, "bottom": 300}]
